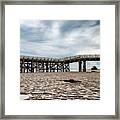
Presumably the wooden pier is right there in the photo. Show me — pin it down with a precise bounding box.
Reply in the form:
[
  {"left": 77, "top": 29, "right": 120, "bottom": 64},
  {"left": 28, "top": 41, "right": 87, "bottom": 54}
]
[{"left": 20, "top": 54, "right": 100, "bottom": 73}]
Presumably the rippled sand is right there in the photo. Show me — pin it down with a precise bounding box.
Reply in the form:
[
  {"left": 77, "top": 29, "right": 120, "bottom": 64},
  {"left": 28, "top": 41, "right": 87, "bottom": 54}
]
[{"left": 20, "top": 72, "right": 100, "bottom": 100}]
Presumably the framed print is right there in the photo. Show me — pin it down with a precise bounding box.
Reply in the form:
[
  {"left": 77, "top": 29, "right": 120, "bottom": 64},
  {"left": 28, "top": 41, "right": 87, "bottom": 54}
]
[{"left": 0, "top": 0, "right": 119, "bottom": 119}]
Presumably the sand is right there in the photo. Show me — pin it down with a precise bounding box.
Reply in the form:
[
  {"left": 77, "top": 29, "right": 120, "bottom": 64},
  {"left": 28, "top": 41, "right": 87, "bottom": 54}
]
[{"left": 20, "top": 72, "right": 100, "bottom": 100}]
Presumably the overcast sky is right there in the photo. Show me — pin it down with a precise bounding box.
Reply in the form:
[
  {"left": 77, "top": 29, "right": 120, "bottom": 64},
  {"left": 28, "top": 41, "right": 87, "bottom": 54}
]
[{"left": 20, "top": 20, "right": 100, "bottom": 58}]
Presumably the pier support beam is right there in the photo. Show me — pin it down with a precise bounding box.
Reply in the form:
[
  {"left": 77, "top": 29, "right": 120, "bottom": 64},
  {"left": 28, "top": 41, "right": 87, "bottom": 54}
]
[
  {"left": 57, "top": 63, "right": 59, "bottom": 72},
  {"left": 50, "top": 62, "right": 52, "bottom": 72},
  {"left": 46, "top": 62, "right": 48, "bottom": 72},
  {"left": 42, "top": 62, "right": 44, "bottom": 72},
  {"left": 79, "top": 61, "right": 82, "bottom": 72},
  {"left": 62, "top": 63, "right": 64, "bottom": 72},
  {"left": 83, "top": 60, "right": 86, "bottom": 72},
  {"left": 23, "top": 58, "right": 25, "bottom": 73},
  {"left": 31, "top": 59, "right": 34, "bottom": 73}
]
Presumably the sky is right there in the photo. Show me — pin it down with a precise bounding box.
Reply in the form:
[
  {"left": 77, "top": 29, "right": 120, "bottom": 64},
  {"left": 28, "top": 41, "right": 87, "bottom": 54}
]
[{"left": 20, "top": 20, "right": 100, "bottom": 70}]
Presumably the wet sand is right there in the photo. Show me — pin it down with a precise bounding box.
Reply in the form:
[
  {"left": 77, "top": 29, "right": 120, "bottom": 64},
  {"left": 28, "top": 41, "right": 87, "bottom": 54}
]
[{"left": 20, "top": 72, "right": 100, "bottom": 100}]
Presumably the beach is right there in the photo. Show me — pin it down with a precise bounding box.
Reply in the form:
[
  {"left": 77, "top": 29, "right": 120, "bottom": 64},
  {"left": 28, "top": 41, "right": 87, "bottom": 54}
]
[{"left": 20, "top": 72, "right": 100, "bottom": 100}]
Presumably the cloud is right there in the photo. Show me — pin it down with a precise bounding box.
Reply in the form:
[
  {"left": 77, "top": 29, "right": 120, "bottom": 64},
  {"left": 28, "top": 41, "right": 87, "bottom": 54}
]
[{"left": 20, "top": 20, "right": 100, "bottom": 58}]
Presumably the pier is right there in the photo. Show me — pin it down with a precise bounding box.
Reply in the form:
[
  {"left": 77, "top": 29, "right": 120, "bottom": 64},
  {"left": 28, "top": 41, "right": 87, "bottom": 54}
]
[{"left": 20, "top": 54, "right": 100, "bottom": 73}]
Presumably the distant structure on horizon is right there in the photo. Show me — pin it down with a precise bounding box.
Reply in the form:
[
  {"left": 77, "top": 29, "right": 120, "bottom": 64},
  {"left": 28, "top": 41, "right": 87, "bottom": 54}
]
[{"left": 20, "top": 54, "right": 100, "bottom": 73}]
